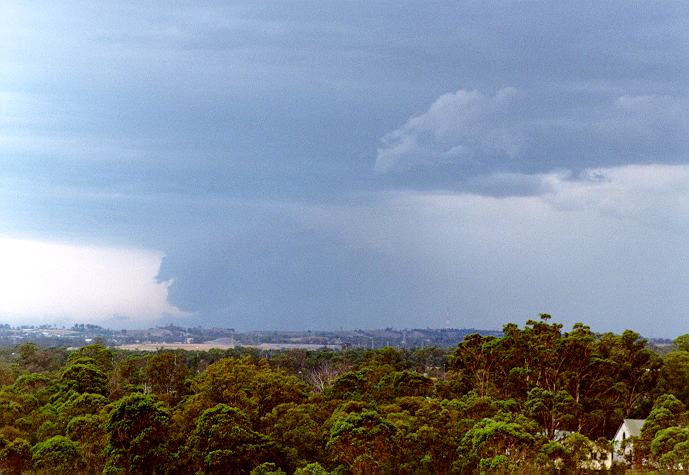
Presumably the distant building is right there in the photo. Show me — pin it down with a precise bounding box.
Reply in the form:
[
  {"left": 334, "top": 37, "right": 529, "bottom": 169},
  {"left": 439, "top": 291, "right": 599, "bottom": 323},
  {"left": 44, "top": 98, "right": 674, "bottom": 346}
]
[{"left": 611, "top": 418, "right": 645, "bottom": 466}]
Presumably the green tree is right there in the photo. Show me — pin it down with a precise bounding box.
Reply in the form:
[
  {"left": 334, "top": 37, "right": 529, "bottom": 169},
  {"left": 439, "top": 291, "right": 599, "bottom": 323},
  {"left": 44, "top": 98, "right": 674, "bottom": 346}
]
[
  {"left": 68, "top": 344, "right": 114, "bottom": 374},
  {"left": 184, "top": 356, "right": 308, "bottom": 429},
  {"left": 108, "top": 354, "right": 147, "bottom": 400},
  {"left": 0, "top": 436, "right": 31, "bottom": 475},
  {"left": 104, "top": 393, "right": 171, "bottom": 474},
  {"left": 456, "top": 413, "right": 540, "bottom": 472},
  {"left": 579, "top": 330, "right": 661, "bottom": 438},
  {"left": 326, "top": 371, "right": 370, "bottom": 401},
  {"left": 637, "top": 394, "right": 686, "bottom": 464},
  {"left": 327, "top": 409, "right": 398, "bottom": 472},
  {"left": 60, "top": 361, "right": 108, "bottom": 395},
  {"left": 560, "top": 432, "right": 598, "bottom": 469},
  {"left": 600, "top": 330, "right": 661, "bottom": 418},
  {"left": 31, "top": 436, "right": 82, "bottom": 474},
  {"left": 261, "top": 403, "right": 325, "bottom": 467},
  {"left": 67, "top": 414, "right": 107, "bottom": 473},
  {"left": 251, "top": 461, "right": 286, "bottom": 474},
  {"left": 187, "top": 403, "right": 278, "bottom": 473},
  {"left": 535, "top": 440, "right": 569, "bottom": 471},
  {"left": 673, "top": 334, "right": 689, "bottom": 352},
  {"left": 558, "top": 323, "right": 598, "bottom": 431},
  {"left": 294, "top": 462, "right": 329, "bottom": 475},
  {"left": 375, "top": 370, "right": 433, "bottom": 401},
  {"left": 410, "top": 346, "right": 448, "bottom": 374},
  {"left": 662, "top": 344, "right": 689, "bottom": 405},
  {"left": 145, "top": 351, "right": 189, "bottom": 406},
  {"left": 651, "top": 426, "right": 689, "bottom": 470},
  {"left": 447, "top": 333, "right": 500, "bottom": 398},
  {"left": 0, "top": 361, "right": 16, "bottom": 386},
  {"left": 524, "top": 387, "right": 576, "bottom": 439}
]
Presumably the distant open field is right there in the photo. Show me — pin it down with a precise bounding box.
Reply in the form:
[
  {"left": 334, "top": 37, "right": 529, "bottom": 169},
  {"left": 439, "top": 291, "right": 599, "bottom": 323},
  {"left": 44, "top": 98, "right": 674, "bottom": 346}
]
[{"left": 115, "top": 342, "right": 341, "bottom": 352}]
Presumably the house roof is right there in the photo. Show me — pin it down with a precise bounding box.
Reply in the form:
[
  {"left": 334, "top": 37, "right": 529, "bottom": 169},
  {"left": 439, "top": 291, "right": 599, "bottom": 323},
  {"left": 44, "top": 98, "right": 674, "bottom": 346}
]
[{"left": 622, "top": 419, "right": 646, "bottom": 437}]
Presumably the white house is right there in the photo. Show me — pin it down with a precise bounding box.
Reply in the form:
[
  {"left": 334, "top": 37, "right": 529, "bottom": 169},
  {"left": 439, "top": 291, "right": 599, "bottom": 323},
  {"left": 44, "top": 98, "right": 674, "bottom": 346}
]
[{"left": 610, "top": 418, "right": 645, "bottom": 466}]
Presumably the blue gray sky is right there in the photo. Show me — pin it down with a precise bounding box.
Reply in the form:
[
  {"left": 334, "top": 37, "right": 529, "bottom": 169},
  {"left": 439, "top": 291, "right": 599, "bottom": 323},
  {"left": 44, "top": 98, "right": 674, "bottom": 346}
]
[{"left": 2, "top": 1, "right": 689, "bottom": 336}]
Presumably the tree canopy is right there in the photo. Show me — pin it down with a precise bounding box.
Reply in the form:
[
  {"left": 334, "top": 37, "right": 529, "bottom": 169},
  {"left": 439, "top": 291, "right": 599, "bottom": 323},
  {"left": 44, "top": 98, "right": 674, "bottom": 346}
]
[{"left": 0, "top": 318, "right": 685, "bottom": 472}]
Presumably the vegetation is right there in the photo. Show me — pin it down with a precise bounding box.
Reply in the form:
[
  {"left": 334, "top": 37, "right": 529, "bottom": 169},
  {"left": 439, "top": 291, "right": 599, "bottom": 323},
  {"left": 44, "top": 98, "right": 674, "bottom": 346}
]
[{"left": 0, "top": 315, "right": 688, "bottom": 472}]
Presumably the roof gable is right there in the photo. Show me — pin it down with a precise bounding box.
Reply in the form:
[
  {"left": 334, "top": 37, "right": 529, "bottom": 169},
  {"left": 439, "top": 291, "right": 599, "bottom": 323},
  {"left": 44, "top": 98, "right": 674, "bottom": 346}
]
[
  {"left": 615, "top": 418, "right": 646, "bottom": 439},
  {"left": 624, "top": 419, "right": 645, "bottom": 437}
]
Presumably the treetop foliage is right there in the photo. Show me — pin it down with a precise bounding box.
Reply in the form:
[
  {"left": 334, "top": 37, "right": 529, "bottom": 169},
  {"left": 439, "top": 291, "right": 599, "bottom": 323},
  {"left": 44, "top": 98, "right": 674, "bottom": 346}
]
[{"left": 0, "top": 318, "right": 687, "bottom": 472}]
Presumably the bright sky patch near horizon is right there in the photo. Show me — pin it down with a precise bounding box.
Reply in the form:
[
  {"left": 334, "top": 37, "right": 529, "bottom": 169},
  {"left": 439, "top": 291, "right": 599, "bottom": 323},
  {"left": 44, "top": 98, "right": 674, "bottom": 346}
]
[
  {"left": 2, "top": 1, "right": 689, "bottom": 336},
  {"left": 0, "top": 238, "right": 185, "bottom": 326}
]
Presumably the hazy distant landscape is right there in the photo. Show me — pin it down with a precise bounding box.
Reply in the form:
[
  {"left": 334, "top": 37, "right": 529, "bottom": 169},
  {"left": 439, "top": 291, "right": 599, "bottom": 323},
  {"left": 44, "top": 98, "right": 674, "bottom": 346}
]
[{"left": 0, "top": 323, "right": 503, "bottom": 350}]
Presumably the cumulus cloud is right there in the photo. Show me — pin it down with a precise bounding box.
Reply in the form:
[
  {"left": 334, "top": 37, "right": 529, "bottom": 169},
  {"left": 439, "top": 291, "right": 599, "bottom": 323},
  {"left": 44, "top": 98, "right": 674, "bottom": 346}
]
[
  {"left": 375, "top": 87, "right": 524, "bottom": 172},
  {"left": 376, "top": 87, "right": 689, "bottom": 172},
  {"left": 0, "top": 238, "right": 187, "bottom": 325}
]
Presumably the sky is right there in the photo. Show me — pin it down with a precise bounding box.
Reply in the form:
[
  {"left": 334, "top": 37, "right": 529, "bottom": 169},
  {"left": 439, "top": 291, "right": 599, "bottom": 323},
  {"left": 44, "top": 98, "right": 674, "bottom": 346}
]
[{"left": 2, "top": 1, "right": 689, "bottom": 336}]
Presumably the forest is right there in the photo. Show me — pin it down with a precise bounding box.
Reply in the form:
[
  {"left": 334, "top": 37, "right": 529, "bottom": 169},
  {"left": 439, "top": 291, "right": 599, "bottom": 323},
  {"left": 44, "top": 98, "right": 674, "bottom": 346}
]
[{"left": 0, "top": 314, "right": 688, "bottom": 473}]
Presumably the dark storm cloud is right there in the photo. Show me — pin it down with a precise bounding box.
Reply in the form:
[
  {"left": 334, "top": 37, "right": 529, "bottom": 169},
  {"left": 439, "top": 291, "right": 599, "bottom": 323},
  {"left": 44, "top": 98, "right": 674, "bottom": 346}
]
[{"left": 2, "top": 1, "right": 689, "bottom": 335}]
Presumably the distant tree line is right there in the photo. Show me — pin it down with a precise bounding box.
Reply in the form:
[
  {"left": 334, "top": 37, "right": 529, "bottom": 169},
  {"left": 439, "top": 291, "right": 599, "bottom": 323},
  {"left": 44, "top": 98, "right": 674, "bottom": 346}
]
[{"left": 1, "top": 314, "right": 689, "bottom": 473}]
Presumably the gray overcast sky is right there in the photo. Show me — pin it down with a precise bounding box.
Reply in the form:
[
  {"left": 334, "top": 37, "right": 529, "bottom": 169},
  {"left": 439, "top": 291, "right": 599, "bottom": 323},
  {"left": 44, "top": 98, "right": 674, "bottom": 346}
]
[{"left": 2, "top": 1, "right": 689, "bottom": 336}]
